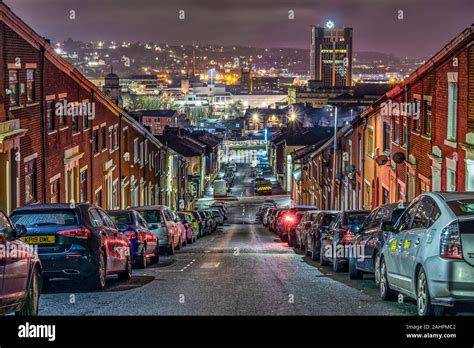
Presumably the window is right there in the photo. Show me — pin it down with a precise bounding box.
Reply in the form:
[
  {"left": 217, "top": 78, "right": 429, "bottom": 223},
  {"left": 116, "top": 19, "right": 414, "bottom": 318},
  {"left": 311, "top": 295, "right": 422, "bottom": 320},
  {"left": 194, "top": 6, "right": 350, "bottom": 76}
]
[
  {"left": 58, "top": 99, "right": 66, "bottom": 127},
  {"left": 108, "top": 127, "right": 113, "bottom": 151},
  {"left": 72, "top": 105, "right": 79, "bottom": 132},
  {"left": 140, "top": 142, "right": 144, "bottom": 165},
  {"left": 364, "top": 181, "right": 371, "bottom": 209},
  {"left": 367, "top": 127, "right": 374, "bottom": 157},
  {"left": 46, "top": 100, "right": 55, "bottom": 131},
  {"left": 382, "top": 187, "right": 389, "bottom": 205},
  {"left": 112, "top": 180, "right": 118, "bottom": 209},
  {"left": 113, "top": 125, "right": 119, "bottom": 150},
  {"left": 134, "top": 139, "right": 139, "bottom": 163},
  {"left": 26, "top": 69, "right": 35, "bottom": 103},
  {"left": 413, "top": 99, "right": 420, "bottom": 132},
  {"left": 89, "top": 209, "right": 104, "bottom": 227},
  {"left": 393, "top": 119, "right": 400, "bottom": 144},
  {"left": 423, "top": 100, "right": 432, "bottom": 136},
  {"left": 123, "top": 128, "right": 129, "bottom": 153},
  {"left": 383, "top": 122, "right": 390, "bottom": 152},
  {"left": 93, "top": 129, "right": 100, "bottom": 154},
  {"left": 9, "top": 70, "right": 20, "bottom": 106},
  {"left": 412, "top": 198, "right": 440, "bottom": 229},
  {"left": 94, "top": 189, "right": 103, "bottom": 207},
  {"left": 82, "top": 107, "right": 90, "bottom": 129},
  {"left": 102, "top": 127, "right": 107, "bottom": 150},
  {"left": 447, "top": 169, "right": 456, "bottom": 192},
  {"left": 396, "top": 200, "right": 420, "bottom": 232},
  {"left": 25, "top": 159, "right": 37, "bottom": 204},
  {"left": 155, "top": 153, "right": 159, "bottom": 174},
  {"left": 80, "top": 170, "right": 87, "bottom": 202},
  {"left": 420, "top": 179, "right": 430, "bottom": 194},
  {"left": 144, "top": 139, "right": 148, "bottom": 164},
  {"left": 447, "top": 82, "right": 457, "bottom": 141},
  {"left": 401, "top": 119, "right": 407, "bottom": 147},
  {"left": 50, "top": 179, "right": 60, "bottom": 203}
]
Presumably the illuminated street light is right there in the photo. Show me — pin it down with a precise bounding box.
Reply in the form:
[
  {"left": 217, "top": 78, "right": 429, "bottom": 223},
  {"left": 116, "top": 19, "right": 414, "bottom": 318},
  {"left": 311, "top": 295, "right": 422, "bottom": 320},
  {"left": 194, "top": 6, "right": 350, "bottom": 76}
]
[{"left": 289, "top": 112, "right": 296, "bottom": 122}]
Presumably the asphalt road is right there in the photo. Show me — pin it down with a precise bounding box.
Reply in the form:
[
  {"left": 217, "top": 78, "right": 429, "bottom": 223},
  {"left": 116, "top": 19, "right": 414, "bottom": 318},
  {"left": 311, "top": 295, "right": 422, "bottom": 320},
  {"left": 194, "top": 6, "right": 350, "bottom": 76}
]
[{"left": 38, "top": 164, "right": 417, "bottom": 315}]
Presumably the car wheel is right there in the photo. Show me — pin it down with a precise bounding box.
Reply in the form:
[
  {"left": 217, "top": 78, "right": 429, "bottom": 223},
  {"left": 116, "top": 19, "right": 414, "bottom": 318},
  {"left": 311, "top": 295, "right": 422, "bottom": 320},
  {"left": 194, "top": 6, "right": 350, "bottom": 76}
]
[
  {"left": 332, "top": 256, "right": 344, "bottom": 272},
  {"left": 17, "top": 267, "right": 40, "bottom": 316},
  {"left": 168, "top": 241, "right": 175, "bottom": 255},
  {"left": 379, "top": 257, "right": 397, "bottom": 301},
  {"left": 152, "top": 245, "right": 160, "bottom": 264},
  {"left": 348, "top": 256, "right": 363, "bottom": 279},
  {"left": 136, "top": 244, "right": 147, "bottom": 269},
  {"left": 374, "top": 253, "right": 381, "bottom": 287},
  {"left": 118, "top": 251, "right": 132, "bottom": 280},
  {"left": 319, "top": 244, "right": 329, "bottom": 266},
  {"left": 417, "top": 268, "right": 445, "bottom": 316},
  {"left": 86, "top": 249, "right": 107, "bottom": 290}
]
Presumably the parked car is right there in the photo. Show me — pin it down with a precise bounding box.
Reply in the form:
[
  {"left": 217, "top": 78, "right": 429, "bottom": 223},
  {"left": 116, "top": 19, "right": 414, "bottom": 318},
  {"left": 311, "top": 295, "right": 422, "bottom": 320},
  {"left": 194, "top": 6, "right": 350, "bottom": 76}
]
[
  {"left": 268, "top": 209, "right": 285, "bottom": 233},
  {"left": 196, "top": 211, "right": 210, "bottom": 236},
  {"left": 189, "top": 211, "right": 204, "bottom": 237},
  {"left": 134, "top": 206, "right": 180, "bottom": 255},
  {"left": 203, "top": 211, "right": 217, "bottom": 233},
  {"left": 320, "top": 210, "right": 369, "bottom": 272},
  {"left": 10, "top": 204, "right": 132, "bottom": 290},
  {"left": 377, "top": 192, "right": 474, "bottom": 316},
  {"left": 178, "top": 212, "right": 197, "bottom": 243},
  {"left": 281, "top": 206, "right": 318, "bottom": 244},
  {"left": 0, "top": 210, "right": 42, "bottom": 315},
  {"left": 348, "top": 203, "right": 408, "bottom": 280},
  {"left": 295, "top": 210, "right": 319, "bottom": 250},
  {"left": 306, "top": 211, "right": 338, "bottom": 261},
  {"left": 286, "top": 211, "right": 307, "bottom": 247},
  {"left": 211, "top": 202, "right": 228, "bottom": 219},
  {"left": 171, "top": 211, "right": 187, "bottom": 249},
  {"left": 206, "top": 208, "right": 224, "bottom": 226},
  {"left": 108, "top": 209, "right": 159, "bottom": 268},
  {"left": 262, "top": 208, "right": 274, "bottom": 226}
]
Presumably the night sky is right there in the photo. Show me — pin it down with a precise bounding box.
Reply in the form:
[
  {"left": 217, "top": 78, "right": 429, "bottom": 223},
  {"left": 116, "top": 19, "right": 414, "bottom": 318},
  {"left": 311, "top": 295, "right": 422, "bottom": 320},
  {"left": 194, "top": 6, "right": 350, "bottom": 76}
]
[{"left": 5, "top": 0, "right": 473, "bottom": 57}]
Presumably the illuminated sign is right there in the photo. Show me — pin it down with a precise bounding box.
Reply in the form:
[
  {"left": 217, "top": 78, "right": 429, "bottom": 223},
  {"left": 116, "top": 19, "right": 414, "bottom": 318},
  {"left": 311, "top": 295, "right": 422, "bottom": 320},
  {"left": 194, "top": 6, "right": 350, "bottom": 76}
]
[{"left": 326, "top": 21, "right": 335, "bottom": 29}]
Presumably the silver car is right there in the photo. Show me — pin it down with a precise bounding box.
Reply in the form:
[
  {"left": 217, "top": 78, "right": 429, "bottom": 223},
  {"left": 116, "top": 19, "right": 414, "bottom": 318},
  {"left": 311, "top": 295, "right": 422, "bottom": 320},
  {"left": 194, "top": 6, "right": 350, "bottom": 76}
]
[{"left": 377, "top": 192, "right": 474, "bottom": 316}]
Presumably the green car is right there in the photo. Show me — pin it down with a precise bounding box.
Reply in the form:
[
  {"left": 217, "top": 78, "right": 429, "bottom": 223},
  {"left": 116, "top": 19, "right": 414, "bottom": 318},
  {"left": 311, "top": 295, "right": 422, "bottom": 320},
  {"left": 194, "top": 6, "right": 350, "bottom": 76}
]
[{"left": 185, "top": 211, "right": 202, "bottom": 238}]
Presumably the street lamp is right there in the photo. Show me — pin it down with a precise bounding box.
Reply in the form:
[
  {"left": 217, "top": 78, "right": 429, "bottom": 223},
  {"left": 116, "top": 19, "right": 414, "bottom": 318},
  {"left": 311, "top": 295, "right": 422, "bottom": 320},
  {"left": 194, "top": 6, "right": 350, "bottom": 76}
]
[{"left": 289, "top": 112, "right": 296, "bottom": 122}]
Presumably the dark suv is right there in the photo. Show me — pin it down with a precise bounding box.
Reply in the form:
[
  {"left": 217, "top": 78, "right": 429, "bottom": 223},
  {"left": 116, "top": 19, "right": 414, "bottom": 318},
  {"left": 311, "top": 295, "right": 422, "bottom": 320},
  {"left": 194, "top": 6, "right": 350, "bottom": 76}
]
[
  {"left": 0, "top": 210, "right": 42, "bottom": 315},
  {"left": 10, "top": 204, "right": 132, "bottom": 290}
]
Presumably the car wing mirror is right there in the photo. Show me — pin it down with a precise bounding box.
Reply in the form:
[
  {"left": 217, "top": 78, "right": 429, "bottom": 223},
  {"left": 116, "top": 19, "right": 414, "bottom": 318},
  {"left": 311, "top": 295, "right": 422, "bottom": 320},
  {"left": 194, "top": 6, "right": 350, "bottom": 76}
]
[{"left": 15, "top": 224, "right": 28, "bottom": 237}]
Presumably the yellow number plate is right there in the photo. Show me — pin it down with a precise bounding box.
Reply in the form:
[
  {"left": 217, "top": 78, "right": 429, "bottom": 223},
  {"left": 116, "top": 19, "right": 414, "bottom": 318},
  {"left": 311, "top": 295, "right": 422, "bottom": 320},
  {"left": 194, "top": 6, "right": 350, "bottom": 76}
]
[
  {"left": 21, "top": 235, "right": 56, "bottom": 245},
  {"left": 390, "top": 240, "right": 397, "bottom": 253},
  {"left": 404, "top": 240, "right": 411, "bottom": 249}
]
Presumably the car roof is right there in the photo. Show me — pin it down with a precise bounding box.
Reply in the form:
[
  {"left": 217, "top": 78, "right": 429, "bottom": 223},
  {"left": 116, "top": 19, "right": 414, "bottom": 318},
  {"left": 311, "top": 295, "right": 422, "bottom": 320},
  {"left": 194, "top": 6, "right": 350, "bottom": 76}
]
[
  {"left": 430, "top": 192, "right": 474, "bottom": 202},
  {"left": 11, "top": 203, "right": 90, "bottom": 211},
  {"left": 132, "top": 205, "right": 168, "bottom": 211}
]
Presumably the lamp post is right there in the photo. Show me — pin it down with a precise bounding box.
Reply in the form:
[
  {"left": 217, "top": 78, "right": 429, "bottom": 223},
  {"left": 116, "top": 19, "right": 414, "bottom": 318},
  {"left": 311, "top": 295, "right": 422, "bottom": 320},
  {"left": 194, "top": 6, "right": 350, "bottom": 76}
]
[{"left": 331, "top": 106, "right": 338, "bottom": 210}]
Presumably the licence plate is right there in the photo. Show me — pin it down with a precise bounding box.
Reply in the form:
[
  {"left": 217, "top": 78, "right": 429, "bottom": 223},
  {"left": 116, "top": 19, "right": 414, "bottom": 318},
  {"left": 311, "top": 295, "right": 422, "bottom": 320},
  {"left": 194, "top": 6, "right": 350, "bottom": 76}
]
[{"left": 22, "top": 235, "right": 56, "bottom": 245}]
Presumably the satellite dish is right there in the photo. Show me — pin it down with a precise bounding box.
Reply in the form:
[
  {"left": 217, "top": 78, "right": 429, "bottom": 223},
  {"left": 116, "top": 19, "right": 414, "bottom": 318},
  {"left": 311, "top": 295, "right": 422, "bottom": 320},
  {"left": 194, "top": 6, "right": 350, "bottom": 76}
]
[
  {"left": 375, "top": 155, "right": 389, "bottom": 166},
  {"left": 392, "top": 152, "right": 406, "bottom": 164}
]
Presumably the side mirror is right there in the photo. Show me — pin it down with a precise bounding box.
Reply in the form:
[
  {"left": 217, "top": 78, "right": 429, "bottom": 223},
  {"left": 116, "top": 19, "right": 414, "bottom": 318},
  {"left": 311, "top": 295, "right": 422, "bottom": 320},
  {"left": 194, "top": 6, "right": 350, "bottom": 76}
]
[
  {"left": 150, "top": 223, "right": 160, "bottom": 230},
  {"left": 15, "top": 224, "right": 28, "bottom": 237},
  {"left": 381, "top": 221, "right": 394, "bottom": 232}
]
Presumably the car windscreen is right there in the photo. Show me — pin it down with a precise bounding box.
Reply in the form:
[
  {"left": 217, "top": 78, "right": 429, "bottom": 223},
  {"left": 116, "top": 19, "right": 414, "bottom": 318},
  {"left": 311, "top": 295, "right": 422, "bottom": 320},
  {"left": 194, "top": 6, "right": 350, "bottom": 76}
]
[
  {"left": 137, "top": 210, "right": 162, "bottom": 223},
  {"left": 11, "top": 209, "right": 79, "bottom": 227},
  {"left": 447, "top": 199, "right": 474, "bottom": 216},
  {"left": 108, "top": 212, "right": 133, "bottom": 225},
  {"left": 391, "top": 208, "right": 406, "bottom": 223},
  {"left": 322, "top": 214, "right": 336, "bottom": 226}
]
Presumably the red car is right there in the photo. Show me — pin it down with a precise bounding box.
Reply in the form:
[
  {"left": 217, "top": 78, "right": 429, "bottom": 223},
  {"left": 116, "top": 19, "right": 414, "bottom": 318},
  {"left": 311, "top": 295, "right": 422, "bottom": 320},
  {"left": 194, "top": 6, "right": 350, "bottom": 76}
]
[{"left": 0, "top": 210, "right": 42, "bottom": 315}]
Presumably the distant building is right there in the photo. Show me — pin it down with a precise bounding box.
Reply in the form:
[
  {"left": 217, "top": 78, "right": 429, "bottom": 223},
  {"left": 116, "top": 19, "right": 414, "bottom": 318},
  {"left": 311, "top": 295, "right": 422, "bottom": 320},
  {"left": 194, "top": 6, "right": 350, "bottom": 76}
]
[
  {"left": 103, "top": 70, "right": 123, "bottom": 106},
  {"left": 310, "top": 22, "right": 353, "bottom": 87},
  {"left": 130, "top": 109, "right": 179, "bottom": 135}
]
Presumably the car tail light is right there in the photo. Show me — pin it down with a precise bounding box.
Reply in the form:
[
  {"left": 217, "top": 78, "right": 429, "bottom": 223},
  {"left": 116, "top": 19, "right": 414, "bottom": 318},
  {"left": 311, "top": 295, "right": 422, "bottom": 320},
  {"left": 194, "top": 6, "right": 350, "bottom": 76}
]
[
  {"left": 340, "top": 231, "right": 356, "bottom": 243},
  {"left": 440, "top": 222, "right": 463, "bottom": 259},
  {"left": 161, "top": 222, "right": 166, "bottom": 228},
  {"left": 284, "top": 213, "right": 295, "bottom": 224},
  {"left": 184, "top": 223, "right": 189, "bottom": 229},
  {"left": 124, "top": 230, "right": 138, "bottom": 240},
  {"left": 58, "top": 228, "right": 91, "bottom": 239}
]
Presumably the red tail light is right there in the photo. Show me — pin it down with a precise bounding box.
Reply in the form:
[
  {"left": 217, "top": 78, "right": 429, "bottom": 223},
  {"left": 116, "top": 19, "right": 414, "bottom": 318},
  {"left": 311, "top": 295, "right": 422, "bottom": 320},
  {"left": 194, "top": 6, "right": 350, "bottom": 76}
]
[
  {"left": 124, "top": 230, "right": 138, "bottom": 240},
  {"left": 184, "top": 223, "right": 189, "bottom": 229},
  {"left": 161, "top": 222, "right": 166, "bottom": 228},
  {"left": 340, "top": 231, "right": 356, "bottom": 243},
  {"left": 284, "top": 214, "right": 295, "bottom": 224},
  {"left": 58, "top": 228, "right": 91, "bottom": 239},
  {"left": 440, "top": 222, "right": 463, "bottom": 259}
]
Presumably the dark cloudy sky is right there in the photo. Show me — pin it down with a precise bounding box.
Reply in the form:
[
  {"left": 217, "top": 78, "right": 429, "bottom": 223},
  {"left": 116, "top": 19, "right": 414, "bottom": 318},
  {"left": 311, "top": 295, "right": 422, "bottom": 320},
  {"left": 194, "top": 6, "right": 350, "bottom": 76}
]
[{"left": 5, "top": 0, "right": 473, "bottom": 57}]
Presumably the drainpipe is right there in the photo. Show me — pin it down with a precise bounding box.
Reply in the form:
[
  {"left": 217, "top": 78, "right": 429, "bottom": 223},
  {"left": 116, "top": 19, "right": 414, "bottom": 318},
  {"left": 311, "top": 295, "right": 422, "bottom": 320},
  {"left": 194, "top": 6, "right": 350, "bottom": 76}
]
[
  {"left": 361, "top": 118, "right": 368, "bottom": 210},
  {"left": 40, "top": 46, "right": 47, "bottom": 201}
]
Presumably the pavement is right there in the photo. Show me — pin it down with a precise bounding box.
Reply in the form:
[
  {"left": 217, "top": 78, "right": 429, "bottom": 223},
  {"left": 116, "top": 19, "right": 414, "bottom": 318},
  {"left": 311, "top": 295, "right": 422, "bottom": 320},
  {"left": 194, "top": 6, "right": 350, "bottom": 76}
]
[{"left": 38, "top": 163, "right": 417, "bottom": 316}]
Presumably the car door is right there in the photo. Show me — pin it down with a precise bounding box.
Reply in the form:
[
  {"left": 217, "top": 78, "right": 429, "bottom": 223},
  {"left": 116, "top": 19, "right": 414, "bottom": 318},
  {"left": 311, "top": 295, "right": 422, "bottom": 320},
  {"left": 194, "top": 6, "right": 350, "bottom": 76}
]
[
  {"left": 385, "top": 200, "right": 420, "bottom": 288},
  {"left": 137, "top": 213, "right": 156, "bottom": 254},
  {"left": 100, "top": 209, "right": 127, "bottom": 272},
  {"left": 357, "top": 209, "right": 377, "bottom": 270},
  {"left": 1, "top": 212, "right": 29, "bottom": 302},
  {"left": 399, "top": 197, "right": 440, "bottom": 294},
  {"left": 89, "top": 208, "right": 117, "bottom": 272}
]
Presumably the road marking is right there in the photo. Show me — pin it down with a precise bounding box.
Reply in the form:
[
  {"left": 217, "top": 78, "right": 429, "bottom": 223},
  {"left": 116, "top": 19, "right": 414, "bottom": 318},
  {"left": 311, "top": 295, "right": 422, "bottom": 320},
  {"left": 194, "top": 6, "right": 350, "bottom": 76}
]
[
  {"left": 200, "top": 262, "right": 220, "bottom": 269},
  {"left": 179, "top": 259, "right": 196, "bottom": 272}
]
